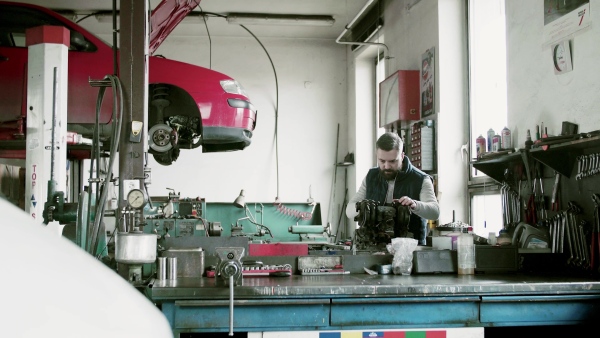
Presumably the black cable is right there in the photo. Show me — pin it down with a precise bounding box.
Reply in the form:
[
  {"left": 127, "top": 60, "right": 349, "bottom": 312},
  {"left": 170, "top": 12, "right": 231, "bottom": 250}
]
[
  {"left": 200, "top": 12, "right": 280, "bottom": 200},
  {"left": 235, "top": 24, "right": 280, "bottom": 199},
  {"left": 75, "top": 13, "right": 96, "bottom": 23},
  {"left": 243, "top": 207, "right": 274, "bottom": 238},
  {"left": 90, "top": 75, "right": 124, "bottom": 257},
  {"left": 196, "top": 6, "right": 212, "bottom": 69}
]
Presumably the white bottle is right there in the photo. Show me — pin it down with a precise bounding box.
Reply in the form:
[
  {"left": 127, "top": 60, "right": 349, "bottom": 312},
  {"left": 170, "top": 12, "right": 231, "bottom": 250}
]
[{"left": 457, "top": 228, "right": 475, "bottom": 275}]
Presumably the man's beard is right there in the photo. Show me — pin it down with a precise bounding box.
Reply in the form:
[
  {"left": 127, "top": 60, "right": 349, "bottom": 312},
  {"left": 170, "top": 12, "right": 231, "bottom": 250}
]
[{"left": 380, "top": 169, "right": 397, "bottom": 180}]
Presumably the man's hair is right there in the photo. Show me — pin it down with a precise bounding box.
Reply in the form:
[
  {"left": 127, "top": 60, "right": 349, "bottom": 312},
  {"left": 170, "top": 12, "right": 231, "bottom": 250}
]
[{"left": 376, "top": 132, "right": 403, "bottom": 152}]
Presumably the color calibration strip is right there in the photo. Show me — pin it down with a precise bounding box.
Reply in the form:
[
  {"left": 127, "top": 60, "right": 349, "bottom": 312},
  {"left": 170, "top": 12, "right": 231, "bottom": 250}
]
[
  {"left": 319, "top": 330, "right": 444, "bottom": 338},
  {"left": 257, "top": 327, "right": 484, "bottom": 338}
]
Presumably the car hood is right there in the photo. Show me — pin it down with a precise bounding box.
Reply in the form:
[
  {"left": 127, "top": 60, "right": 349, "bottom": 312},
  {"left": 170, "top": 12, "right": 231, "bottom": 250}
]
[{"left": 149, "top": 0, "right": 199, "bottom": 54}]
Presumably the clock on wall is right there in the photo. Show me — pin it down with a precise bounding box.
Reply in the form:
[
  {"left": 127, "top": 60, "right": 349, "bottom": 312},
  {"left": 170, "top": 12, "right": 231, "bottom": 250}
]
[{"left": 552, "top": 39, "right": 573, "bottom": 74}]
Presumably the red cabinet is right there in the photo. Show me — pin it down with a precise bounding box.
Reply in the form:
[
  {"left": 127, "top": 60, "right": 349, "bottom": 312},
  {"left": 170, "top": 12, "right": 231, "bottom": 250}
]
[{"left": 379, "top": 70, "right": 420, "bottom": 126}]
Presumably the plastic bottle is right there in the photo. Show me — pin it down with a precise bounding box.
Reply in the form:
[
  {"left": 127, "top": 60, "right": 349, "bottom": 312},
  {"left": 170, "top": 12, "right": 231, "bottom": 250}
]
[
  {"left": 457, "top": 228, "right": 475, "bottom": 275},
  {"left": 525, "top": 129, "right": 533, "bottom": 150}
]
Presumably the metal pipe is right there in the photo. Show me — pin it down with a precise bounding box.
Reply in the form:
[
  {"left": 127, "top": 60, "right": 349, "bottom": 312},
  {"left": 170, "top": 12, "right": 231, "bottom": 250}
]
[
  {"left": 336, "top": 0, "right": 376, "bottom": 41},
  {"left": 229, "top": 275, "right": 234, "bottom": 336},
  {"left": 335, "top": 0, "right": 389, "bottom": 55}
]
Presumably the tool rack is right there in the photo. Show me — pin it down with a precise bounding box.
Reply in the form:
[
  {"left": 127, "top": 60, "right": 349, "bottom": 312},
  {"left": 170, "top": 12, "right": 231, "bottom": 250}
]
[{"left": 473, "top": 134, "right": 600, "bottom": 275}]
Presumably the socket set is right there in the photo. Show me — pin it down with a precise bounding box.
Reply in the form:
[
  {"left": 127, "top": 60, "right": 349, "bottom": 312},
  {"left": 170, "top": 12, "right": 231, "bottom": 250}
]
[
  {"left": 242, "top": 264, "right": 292, "bottom": 277},
  {"left": 299, "top": 267, "right": 349, "bottom": 275}
]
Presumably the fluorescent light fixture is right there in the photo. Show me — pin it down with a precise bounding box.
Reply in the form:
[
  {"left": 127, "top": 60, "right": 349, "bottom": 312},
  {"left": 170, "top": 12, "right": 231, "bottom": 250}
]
[
  {"left": 94, "top": 11, "right": 205, "bottom": 24},
  {"left": 226, "top": 13, "right": 335, "bottom": 27}
]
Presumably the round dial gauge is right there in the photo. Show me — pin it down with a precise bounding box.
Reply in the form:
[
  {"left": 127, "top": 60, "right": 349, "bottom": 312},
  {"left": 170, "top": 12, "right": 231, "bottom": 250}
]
[{"left": 126, "top": 188, "right": 147, "bottom": 209}]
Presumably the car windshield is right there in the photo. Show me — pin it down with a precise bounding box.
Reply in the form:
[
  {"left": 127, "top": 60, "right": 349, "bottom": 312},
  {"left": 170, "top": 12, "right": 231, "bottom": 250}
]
[{"left": 0, "top": 4, "right": 96, "bottom": 52}]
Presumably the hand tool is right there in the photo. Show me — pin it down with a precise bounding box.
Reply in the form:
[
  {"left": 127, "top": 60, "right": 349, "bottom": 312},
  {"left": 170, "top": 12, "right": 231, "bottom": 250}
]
[
  {"left": 578, "top": 221, "right": 589, "bottom": 268},
  {"left": 526, "top": 193, "right": 537, "bottom": 225},
  {"left": 591, "top": 194, "right": 600, "bottom": 272},
  {"left": 551, "top": 171, "right": 561, "bottom": 211},
  {"left": 564, "top": 211, "right": 574, "bottom": 265},
  {"left": 567, "top": 202, "right": 583, "bottom": 266},
  {"left": 534, "top": 162, "right": 547, "bottom": 220}
]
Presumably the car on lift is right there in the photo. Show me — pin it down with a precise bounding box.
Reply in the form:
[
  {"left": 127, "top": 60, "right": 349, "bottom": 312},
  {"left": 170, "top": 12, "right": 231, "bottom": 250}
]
[{"left": 0, "top": 1, "right": 257, "bottom": 165}]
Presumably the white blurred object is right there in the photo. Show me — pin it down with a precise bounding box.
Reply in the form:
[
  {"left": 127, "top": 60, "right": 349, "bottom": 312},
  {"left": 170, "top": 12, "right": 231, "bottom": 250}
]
[
  {"left": 45, "top": 221, "right": 66, "bottom": 237},
  {"left": 0, "top": 197, "right": 173, "bottom": 338}
]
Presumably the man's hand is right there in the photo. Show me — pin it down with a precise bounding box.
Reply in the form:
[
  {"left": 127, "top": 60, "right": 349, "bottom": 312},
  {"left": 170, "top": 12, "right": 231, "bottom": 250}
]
[{"left": 395, "top": 196, "right": 417, "bottom": 210}]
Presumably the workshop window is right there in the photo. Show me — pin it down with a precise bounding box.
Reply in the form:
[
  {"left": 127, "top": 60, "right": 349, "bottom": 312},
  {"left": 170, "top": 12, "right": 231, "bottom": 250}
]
[{"left": 468, "top": 0, "right": 507, "bottom": 236}]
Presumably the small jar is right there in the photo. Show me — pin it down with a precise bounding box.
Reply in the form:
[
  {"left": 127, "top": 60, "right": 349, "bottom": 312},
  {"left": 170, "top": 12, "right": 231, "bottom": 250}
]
[
  {"left": 497, "top": 229, "right": 512, "bottom": 245},
  {"left": 488, "top": 232, "right": 497, "bottom": 245}
]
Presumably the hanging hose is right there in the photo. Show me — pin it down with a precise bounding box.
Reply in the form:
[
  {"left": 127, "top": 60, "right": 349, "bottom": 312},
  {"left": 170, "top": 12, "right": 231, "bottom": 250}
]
[{"left": 88, "top": 75, "right": 124, "bottom": 256}]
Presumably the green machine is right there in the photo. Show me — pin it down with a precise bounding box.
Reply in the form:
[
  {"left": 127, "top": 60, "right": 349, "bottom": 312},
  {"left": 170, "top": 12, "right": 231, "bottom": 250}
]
[{"left": 142, "top": 190, "right": 326, "bottom": 243}]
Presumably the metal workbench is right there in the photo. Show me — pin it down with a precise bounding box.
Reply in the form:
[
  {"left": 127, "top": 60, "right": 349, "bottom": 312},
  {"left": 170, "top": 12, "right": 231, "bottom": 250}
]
[{"left": 147, "top": 273, "right": 600, "bottom": 335}]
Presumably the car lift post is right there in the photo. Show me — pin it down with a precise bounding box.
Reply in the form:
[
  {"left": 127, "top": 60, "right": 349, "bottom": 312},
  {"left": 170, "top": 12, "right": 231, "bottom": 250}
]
[{"left": 24, "top": 26, "right": 69, "bottom": 222}]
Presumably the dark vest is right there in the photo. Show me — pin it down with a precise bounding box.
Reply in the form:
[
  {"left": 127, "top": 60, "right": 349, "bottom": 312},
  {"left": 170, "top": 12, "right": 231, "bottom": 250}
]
[{"left": 365, "top": 156, "right": 432, "bottom": 244}]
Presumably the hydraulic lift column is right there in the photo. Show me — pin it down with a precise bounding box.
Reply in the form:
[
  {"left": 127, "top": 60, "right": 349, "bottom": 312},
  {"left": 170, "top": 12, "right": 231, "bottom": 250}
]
[
  {"left": 24, "top": 26, "right": 69, "bottom": 221},
  {"left": 117, "top": 0, "right": 151, "bottom": 280}
]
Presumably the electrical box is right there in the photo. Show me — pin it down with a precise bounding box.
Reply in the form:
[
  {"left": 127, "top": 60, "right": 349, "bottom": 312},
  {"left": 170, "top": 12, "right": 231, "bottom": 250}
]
[{"left": 379, "top": 70, "right": 420, "bottom": 126}]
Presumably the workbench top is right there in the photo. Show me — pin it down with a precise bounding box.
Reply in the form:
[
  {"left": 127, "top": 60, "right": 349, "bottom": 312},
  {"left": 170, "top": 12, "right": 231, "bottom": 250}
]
[{"left": 148, "top": 273, "right": 600, "bottom": 300}]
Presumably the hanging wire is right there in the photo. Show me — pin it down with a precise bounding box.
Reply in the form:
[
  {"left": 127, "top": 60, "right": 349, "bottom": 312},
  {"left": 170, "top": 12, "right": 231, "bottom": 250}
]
[
  {"left": 88, "top": 75, "right": 124, "bottom": 257},
  {"left": 200, "top": 12, "right": 280, "bottom": 200}
]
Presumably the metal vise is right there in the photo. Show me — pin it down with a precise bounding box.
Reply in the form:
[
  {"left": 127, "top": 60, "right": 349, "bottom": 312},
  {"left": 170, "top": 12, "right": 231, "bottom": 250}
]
[
  {"left": 215, "top": 247, "right": 245, "bottom": 287},
  {"left": 353, "top": 200, "right": 411, "bottom": 250}
]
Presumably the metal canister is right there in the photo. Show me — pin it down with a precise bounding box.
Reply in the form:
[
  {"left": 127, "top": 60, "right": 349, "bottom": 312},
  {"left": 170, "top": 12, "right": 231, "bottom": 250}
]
[
  {"left": 157, "top": 257, "right": 167, "bottom": 280},
  {"left": 167, "top": 257, "right": 178, "bottom": 280},
  {"left": 492, "top": 134, "right": 501, "bottom": 152},
  {"left": 486, "top": 128, "right": 495, "bottom": 152},
  {"left": 501, "top": 127, "right": 512, "bottom": 150},
  {"left": 476, "top": 135, "right": 486, "bottom": 158}
]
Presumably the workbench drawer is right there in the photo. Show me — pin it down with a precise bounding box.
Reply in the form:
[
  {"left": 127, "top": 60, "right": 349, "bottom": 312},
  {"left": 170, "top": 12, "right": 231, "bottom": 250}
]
[
  {"left": 330, "top": 296, "right": 479, "bottom": 326},
  {"left": 163, "top": 298, "right": 330, "bottom": 332},
  {"left": 480, "top": 295, "right": 600, "bottom": 325}
]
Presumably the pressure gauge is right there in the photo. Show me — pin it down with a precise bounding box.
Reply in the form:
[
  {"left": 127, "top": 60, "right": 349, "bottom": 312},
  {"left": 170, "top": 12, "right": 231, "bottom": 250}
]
[{"left": 126, "top": 188, "right": 147, "bottom": 209}]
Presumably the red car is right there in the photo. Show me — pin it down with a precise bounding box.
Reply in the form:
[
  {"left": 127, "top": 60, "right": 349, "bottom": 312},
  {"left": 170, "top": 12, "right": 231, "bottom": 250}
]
[{"left": 0, "top": 1, "right": 257, "bottom": 165}]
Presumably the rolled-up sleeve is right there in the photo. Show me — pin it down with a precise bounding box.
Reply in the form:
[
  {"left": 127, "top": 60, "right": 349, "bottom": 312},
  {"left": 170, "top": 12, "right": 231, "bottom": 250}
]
[{"left": 413, "top": 178, "right": 439, "bottom": 220}]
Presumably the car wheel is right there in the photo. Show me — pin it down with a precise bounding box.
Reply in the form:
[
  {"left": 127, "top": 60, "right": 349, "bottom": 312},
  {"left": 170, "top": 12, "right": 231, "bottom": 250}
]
[{"left": 148, "top": 123, "right": 175, "bottom": 152}]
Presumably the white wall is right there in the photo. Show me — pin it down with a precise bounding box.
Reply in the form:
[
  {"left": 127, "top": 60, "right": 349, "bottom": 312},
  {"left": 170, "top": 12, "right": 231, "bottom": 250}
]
[
  {"left": 101, "top": 33, "right": 351, "bottom": 230},
  {"left": 506, "top": 0, "right": 600, "bottom": 145}
]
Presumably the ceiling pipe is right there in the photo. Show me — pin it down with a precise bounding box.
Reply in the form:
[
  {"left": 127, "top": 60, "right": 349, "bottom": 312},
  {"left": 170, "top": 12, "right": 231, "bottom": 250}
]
[{"left": 335, "top": 0, "right": 389, "bottom": 56}]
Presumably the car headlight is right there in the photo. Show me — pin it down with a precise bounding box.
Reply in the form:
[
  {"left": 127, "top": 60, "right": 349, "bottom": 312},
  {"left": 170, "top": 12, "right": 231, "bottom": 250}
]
[{"left": 220, "top": 79, "right": 247, "bottom": 96}]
